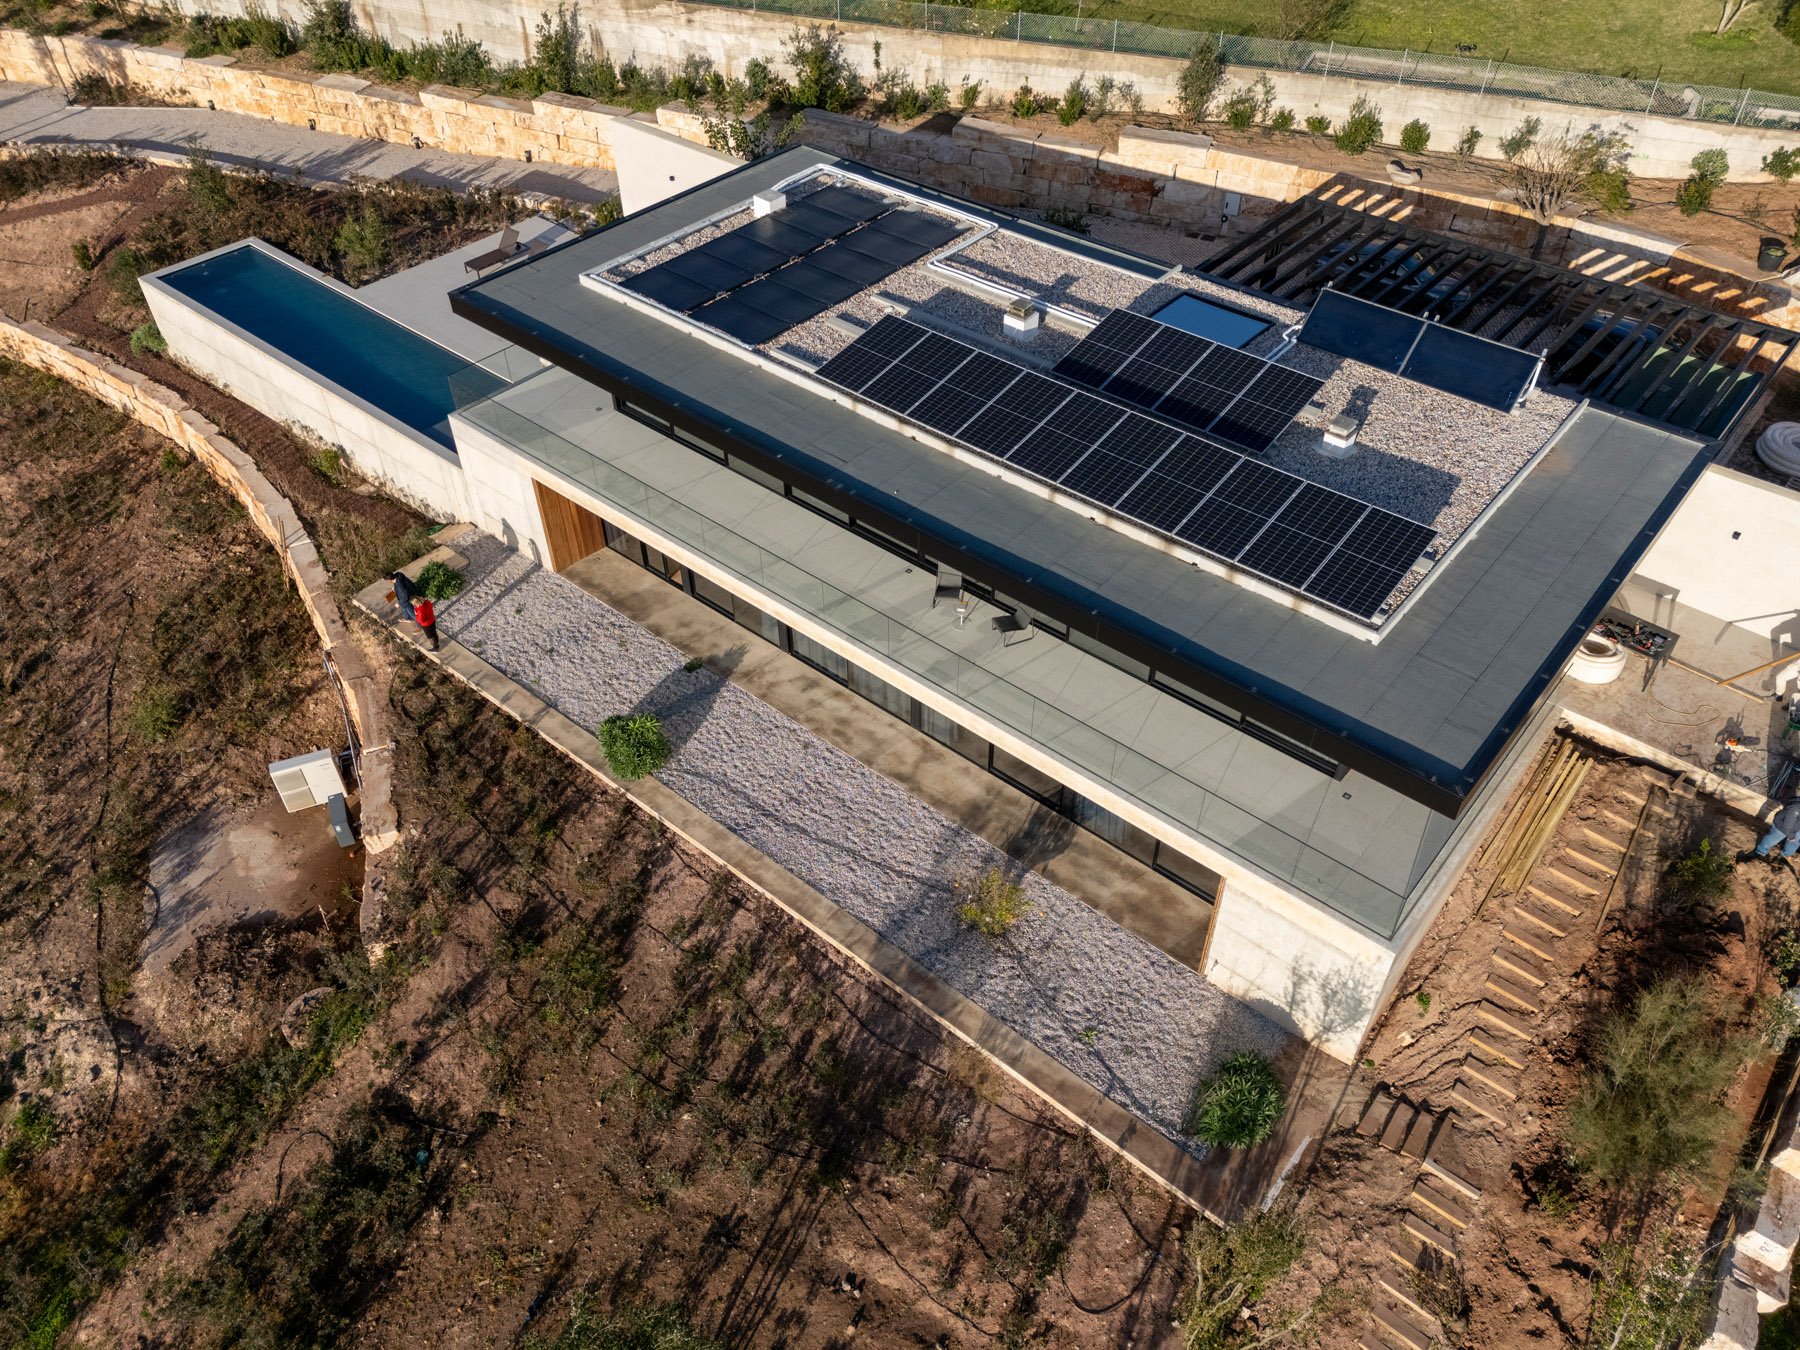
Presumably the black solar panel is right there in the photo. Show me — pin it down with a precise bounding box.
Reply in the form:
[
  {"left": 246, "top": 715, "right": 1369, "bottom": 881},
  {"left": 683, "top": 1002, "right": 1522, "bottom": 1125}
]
[
  {"left": 767, "top": 256, "right": 866, "bottom": 309},
  {"left": 802, "top": 185, "right": 888, "bottom": 224},
  {"left": 1299, "top": 289, "right": 1542, "bottom": 411},
  {"left": 837, "top": 228, "right": 939, "bottom": 268},
  {"left": 732, "top": 275, "right": 829, "bottom": 327},
  {"left": 814, "top": 317, "right": 1434, "bottom": 621},
  {"left": 697, "top": 233, "right": 788, "bottom": 275},
  {"left": 1056, "top": 309, "right": 1323, "bottom": 453},
  {"left": 690, "top": 295, "right": 791, "bottom": 346},
  {"left": 737, "top": 214, "right": 831, "bottom": 258},
  {"left": 621, "top": 267, "right": 717, "bottom": 312},
  {"left": 803, "top": 245, "right": 897, "bottom": 289},
  {"left": 662, "top": 251, "right": 752, "bottom": 293},
  {"left": 779, "top": 202, "right": 858, "bottom": 240}
]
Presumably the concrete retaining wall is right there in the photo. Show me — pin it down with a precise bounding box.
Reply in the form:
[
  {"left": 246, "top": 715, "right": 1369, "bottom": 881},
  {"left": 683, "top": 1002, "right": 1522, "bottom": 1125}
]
[
  {"left": 135, "top": 0, "right": 1800, "bottom": 182},
  {"left": 141, "top": 240, "right": 473, "bottom": 522},
  {"left": 0, "top": 28, "right": 625, "bottom": 173},
  {"left": 0, "top": 314, "right": 401, "bottom": 853}
]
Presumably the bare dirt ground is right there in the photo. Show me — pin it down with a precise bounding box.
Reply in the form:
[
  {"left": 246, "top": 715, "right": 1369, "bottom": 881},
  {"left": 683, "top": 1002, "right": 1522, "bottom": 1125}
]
[{"left": 1245, "top": 735, "right": 1787, "bottom": 1347}]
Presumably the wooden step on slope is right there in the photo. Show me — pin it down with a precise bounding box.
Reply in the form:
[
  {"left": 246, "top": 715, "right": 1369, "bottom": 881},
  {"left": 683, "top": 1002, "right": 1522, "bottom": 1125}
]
[
  {"left": 1449, "top": 1077, "right": 1508, "bottom": 1126},
  {"left": 1423, "top": 1130, "right": 1483, "bottom": 1201},
  {"left": 1475, "top": 1000, "right": 1535, "bottom": 1043},
  {"left": 1501, "top": 922, "right": 1558, "bottom": 964},
  {"left": 1403, "top": 1209, "right": 1458, "bottom": 1258},
  {"left": 1562, "top": 843, "right": 1620, "bottom": 878},
  {"left": 1492, "top": 944, "right": 1549, "bottom": 988},
  {"left": 1378, "top": 1267, "right": 1436, "bottom": 1323},
  {"left": 1511, "top": 897, "right": 1574, "bottom": 938},
  {"left": 1468, "top": 1026, "right": 1527, "bottom": 1070},
  {"left": 1543, "top": 862, "right": 1601, "bottom": 896},
  {"left": 1357, "top": 1090, "right": 1400, "bottom": 1139},
  {"left": 1582, "top": 819, "right": 1631, "bottom": 853},
  {"left": 1526, "top": 876, "right": 1588, "bottom": 917},
  {"left": 1372, "top": 1296, "right": 1438, "bottom": 1350},
  {"left": 1484, "top": 969, "right": 1541, "bottom": 1014},
  {"left": 1379, "top": 1100, "right": 1418, "bottom": 1153},
  {"left": 1400, "top": 1106, "right": 1441, "bottom": 1160},
  {"left": 1412, "top": 1176, "right": 1474, "bottom": 1229},
  {"left": 1462, "top": 1048, "right": 1521, "bottom": 1099}
]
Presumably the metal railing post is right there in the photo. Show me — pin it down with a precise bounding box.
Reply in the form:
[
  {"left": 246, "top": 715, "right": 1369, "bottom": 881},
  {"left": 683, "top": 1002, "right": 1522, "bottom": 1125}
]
[
  {"left": 1323, "top": 39, "right": 1334, "bottom": 78},
  {"left": 1399, "top": 47, "right": 1407, "bottom": 84},
  {"left": 1014, "top": 9, "right": 1020, "bottom": 39},
  {"left": 1479, "top": 58, "right": 1494, "bottom": 96},
  {"left": 1112, "top": 18, "right": 1118, "bottom": 52},
  {"left": 1645, "top": 75, "right": 1658, "bottom": 114},
  {"left": 1736, "top": 87, "right": 1752, "bottom": 125}
]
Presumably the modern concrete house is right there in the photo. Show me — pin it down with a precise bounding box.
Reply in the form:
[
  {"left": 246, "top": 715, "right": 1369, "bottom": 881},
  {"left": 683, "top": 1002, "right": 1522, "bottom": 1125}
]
[{"left": 142, "top": 147, "right": 1796, "bottom": 1061}]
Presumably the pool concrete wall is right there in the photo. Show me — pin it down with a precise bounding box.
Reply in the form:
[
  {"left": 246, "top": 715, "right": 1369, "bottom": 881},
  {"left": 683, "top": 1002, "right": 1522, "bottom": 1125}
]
[{"left": 143, "top": 242, "right": 473, "bottom": 522}]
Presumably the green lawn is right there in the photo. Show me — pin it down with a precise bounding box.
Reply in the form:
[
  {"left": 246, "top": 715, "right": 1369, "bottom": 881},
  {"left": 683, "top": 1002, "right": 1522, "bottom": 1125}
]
[{"left": 1060, "top": 0, "right": 1800, "bottom": 95}]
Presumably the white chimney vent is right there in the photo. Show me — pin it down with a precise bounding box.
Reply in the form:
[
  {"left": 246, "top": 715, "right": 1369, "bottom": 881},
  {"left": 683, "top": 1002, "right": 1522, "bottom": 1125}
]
[
  {"left": 1320, "top": 412, "right": 1360, "bottom": 458},
  {"left": 1003, "top": 297, "right": 1041, "bottom": 339},
  {"left": 752, "top": 190, "right": 787, "bottom": 217}
]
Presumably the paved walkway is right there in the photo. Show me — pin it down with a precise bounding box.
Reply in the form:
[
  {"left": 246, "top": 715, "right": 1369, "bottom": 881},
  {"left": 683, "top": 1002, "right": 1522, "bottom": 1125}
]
[{"left": 0, "top": 82, "right": 619, "bottom": 201}]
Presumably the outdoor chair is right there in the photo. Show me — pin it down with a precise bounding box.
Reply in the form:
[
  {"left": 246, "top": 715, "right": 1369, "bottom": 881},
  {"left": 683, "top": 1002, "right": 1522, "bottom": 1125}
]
[
  {"left": 463, "top": 225, "right": 523, "bottom": 275},
  {"left": 993, "top": 610, "right": 1035, "bottom": 646},
  {"left": 932, "top": 567, "right": 963, "bottom": 608}
]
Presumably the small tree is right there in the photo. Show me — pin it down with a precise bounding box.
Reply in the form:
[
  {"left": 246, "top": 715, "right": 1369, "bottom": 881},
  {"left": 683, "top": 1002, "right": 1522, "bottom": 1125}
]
[
  {"left": 1057, "top": 75, "right": 1088, "bottom": 126},
  {"left": 1177, "top": 42, "right": 1224, "bottom": 125},
  {"left": 598, "top": 713, "right": 671, "bottom": 780},
  {"left": 704, "top": 109, "right": 803, "bottom": 161},
  {"left": 1185, "top": 1051, "right": 1286, "bottom": 1147},
  {"left": 1174, "top": 1203, "right": 1307, "bottom": 1347},
  {"left": 1764, "top": 146, "right": 1800, "bottom": 182},
  {"left": 1565, "top": 977, "right": 1754, "bottom": 1198},
  {"left": 530, "top": 3, "right": 585, "bottom": 95},
  {"left": 1455, "top": 125, "right": 1482, "bottom": 159},
  {"left": 334, "top": 205, "right": 390, "bottom": 281},
  {"left": 1399, "top": 118, "right": 1430, "bottom": 153},
  {"left": 782, "top": 24, "right": 862, "bottom": 112},
  {"left": 1506, "top": 126, "right": 1630, "bottom": 250},
  {"left": 1498, "top": 114, "right": 1541, "bottom": 161},
  {"left": 1332, "top": 96, "right": 1383, "bottom": 154},
  {"left": 1303, "top": 114, "right": 1330, "bottom": 135}
]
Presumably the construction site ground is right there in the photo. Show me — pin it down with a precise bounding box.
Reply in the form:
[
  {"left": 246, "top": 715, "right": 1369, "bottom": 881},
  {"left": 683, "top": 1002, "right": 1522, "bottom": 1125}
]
[{"left": 1247, "top": 733, "right": 1789, "bottom": 1348}]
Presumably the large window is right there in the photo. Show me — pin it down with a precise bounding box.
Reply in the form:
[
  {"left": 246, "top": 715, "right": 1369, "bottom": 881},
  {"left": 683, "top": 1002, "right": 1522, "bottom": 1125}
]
[{"left": 790, "top": 629, "right": 849, "bottom": 681}]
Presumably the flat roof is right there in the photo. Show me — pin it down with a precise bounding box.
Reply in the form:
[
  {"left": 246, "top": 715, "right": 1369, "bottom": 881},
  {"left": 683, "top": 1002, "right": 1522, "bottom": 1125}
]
[{"left": 452, "top": 147, "right": 1712, "bottom": 812}]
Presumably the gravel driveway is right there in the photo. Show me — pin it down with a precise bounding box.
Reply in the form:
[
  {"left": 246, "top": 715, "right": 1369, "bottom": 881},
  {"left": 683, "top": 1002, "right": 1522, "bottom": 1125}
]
[{"left": 440, "top": 532, "right": 1287, "bottom": 1151}]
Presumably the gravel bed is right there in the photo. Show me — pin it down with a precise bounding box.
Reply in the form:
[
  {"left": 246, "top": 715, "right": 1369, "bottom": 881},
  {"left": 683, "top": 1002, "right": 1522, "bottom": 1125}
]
[
  {"left": 438, "top": 532, "right": 1287, "bottom": 1154},
  {"left": 940, "top": 229, "right": 1155, "bottom": 319}
]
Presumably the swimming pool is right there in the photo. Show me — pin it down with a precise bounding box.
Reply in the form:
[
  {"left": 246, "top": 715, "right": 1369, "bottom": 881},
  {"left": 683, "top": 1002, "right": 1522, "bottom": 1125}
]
[
  {"left": 155, "top": 245, "right": 503, "bottom": 448},
  {"left": 1152, "top": 293, "right": 1270, "bottom": 349}
]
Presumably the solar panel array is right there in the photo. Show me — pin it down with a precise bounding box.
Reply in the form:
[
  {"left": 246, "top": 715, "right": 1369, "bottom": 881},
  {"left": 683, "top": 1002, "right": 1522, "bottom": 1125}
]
[
  {"left": 817, "top": 317, "right": 1437, "bottom": 620},
  {"left": 1053, "top": 310, "right": 1325, "bottom": 453},
  {"left": 1298, "top": 289, "right": 1543, "bottom": 412},
  {"left": 620, "top": 185, "right": 963, "bottom": 345}
]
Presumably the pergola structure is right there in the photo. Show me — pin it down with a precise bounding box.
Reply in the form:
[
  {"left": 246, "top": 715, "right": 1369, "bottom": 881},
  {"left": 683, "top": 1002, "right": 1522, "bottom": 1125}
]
[{"left": 1203, "top": 196, "right": 1800, "bottom": 441}]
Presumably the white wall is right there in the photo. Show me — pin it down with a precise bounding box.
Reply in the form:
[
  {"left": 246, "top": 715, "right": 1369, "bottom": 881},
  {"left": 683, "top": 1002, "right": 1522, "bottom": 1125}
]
[
  {"left": 1622, "top": 465, "right": 1800, "bottom": 635},
  {"left": 609, "top": 116, "right": 739, "bottom": 215},
  {"left": 142, "top": 243, "right": 473, "bottom": 521},
  {"left": 448, "top": 414, "right": 554, "bottom": 566}
]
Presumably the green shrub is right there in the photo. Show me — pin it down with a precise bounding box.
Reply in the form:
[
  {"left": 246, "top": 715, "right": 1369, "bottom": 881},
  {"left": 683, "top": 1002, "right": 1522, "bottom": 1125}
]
[
  {"left": 924, "top": 80, "right": 950, "bottom": 113},
  {"left": 1042, "top": 206, "right": 1089, "bottom": 234},
  {"left": 1221, "top": 86, "right": 1259, "bottom": 130},
  {"left": 1174, "top": 1204, "right": 1305, "bottom": 1349},
  {"left": 1499, "top": 115, "right": 1541, "bottom": 161},
  {"left": 783, "top": 23, "right": 862, "bottom": 112},
  {"left": 333, "top": 205, "right": 389, "bottom": 281},
  {"left": 128, "top": 321, "right": 165, "bottom": 356},
  {"left": 185, "top": 149, "right": 233, "bottom": 214},
  {"left": 1303, "top": 113, "right": 1330, "bottom": 135},
  {"left": 744, "top": 57, "right": 771, "bottom": 99},
  {"left": 1269, "top": 107, "right": 1295, "bottom": 132},
  {"left": 955, "top": 866, "right": 1025, "bottom": 937},
  {"left": 598, "top": 712, "right": 671, "bottom": 780},
  {"left": 1773, "top": 928, "right": 1800, "bottom": 982},
  {"left": 1766, "top": 147, "right": 1800, "bottom": 183},
  {"left": 1399, "top": 118, "right": 1430, "bottom": 153},
  {"left": 1456, "top": 125, "right": 1482, "bottom": 159},
  {"left": 1057, "top": 75, "right": 1088, "bottom": 126},
  {"left": 1666, "top": 837, "right": 1734, "bottom": 905},
  {"left": 310, "top": 444, "right": 344, "bottom": 484},
  {"left": 107, "top": 245, "right": 146, "bottom": 305},
  {"left": 1566, "top": 977, "right": 1753, "bottom": 1194},
  {"left": 1176, "top": 42, "right": 1222, "bottom": 125},
  {"left": 1587, "top": 163, "right": 1633, "bottom": 214},
  {"left": 1675, "top": 175, "right": 1714, "bottom": 216},
  {"left": 1691, "top": 147, "right": 1730, "bottom": 185},
  {"left": 70, "top": 239, "right": 94, "bottom": 271},
  {"left": 414, "top": 560, "right": 465, "bottom": 599},
  {"left": 1332, "top": 96, "right": 1383, "bottom": 155},
  {"left": 1185, "top": 1051, "right": 1286, "bottom": 1148},
  {"left": 127, "top": 684, "right": 181, "bottom": 742},
  {"left": 959, "top": 77, "right": 981, "bottom": 110},
  {"left": 0, "top": 1100, "right": 56, "bottom": 1174},
  {"left": 1011, "top": 82, "right": 1039, "bottom": 118}
]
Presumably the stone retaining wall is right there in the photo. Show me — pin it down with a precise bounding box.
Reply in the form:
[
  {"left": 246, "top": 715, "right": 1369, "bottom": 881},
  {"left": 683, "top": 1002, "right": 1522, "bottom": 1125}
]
[
  {"left": 0, "top": 28, "right": 624, "bottom": 172},
  {"left": 0, "top": 315, "right": 401, "bottom": 854}
]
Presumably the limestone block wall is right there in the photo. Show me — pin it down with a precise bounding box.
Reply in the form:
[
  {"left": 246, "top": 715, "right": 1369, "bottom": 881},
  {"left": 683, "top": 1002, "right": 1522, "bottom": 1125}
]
[
  {"left": 0, "top": 29, "right": 624, "bottom": 172},
  {"left": 0, "top": 315, "right": 401, "bottom": 853},
  {"left": 130, "top": 0, "right": 1800, "bottom": 182}
]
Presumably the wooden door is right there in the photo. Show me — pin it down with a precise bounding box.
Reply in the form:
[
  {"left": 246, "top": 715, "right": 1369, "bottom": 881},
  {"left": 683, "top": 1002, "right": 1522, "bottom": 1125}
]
[{"left": 533, "top": 479, "right": 607, "bottom": 571}]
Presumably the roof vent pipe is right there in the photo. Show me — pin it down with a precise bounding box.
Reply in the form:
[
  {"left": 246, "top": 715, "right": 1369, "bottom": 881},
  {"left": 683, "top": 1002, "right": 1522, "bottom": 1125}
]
[
  {"left": 1268, "top": 321, "right": 1302, "bottom": 361},
  {"left": 1003, "top": 297, "right": 1041, "bottom": 340}
]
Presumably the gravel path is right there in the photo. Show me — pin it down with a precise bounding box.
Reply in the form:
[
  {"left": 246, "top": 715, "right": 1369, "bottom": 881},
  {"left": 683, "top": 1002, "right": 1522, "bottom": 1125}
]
[
  {"left": 441, "top": 532, "right": 1286, "bottom": 1152},
  {"left": 0, "top": 82, "right": 619, "bottom": 201}
]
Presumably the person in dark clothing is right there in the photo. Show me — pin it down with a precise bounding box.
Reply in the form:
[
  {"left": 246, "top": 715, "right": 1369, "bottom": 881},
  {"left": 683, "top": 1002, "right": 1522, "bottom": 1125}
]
[
  {"left": 390, "top": 569, "right": 418, "bottom": 623},
  {"left": 1752, "top": 796, "right": 1800, "bottom": 861},
  {"left": 414, "top": 596, "right": 440, "bottom": 652}
]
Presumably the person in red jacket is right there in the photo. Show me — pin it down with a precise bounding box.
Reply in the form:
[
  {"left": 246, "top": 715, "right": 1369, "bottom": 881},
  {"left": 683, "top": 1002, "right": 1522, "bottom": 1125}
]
[{"left": 413, "top": 596, "right": 440, "bottom": 651}]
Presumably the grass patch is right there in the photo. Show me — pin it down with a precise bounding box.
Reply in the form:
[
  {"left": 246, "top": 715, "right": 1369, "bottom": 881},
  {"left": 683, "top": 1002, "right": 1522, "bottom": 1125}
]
[
  {"left": 598, "top": 713, "right": 672, "bottom": 781},
  {"left": 1184, "top": 1051, "right": 1286, "bottom": 1148}
]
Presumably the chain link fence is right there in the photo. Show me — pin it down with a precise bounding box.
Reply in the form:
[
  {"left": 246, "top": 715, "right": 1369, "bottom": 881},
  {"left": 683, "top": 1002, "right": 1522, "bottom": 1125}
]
[{"left": 691, "top": 0, "right": 1800, "bottom": 131}]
